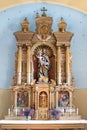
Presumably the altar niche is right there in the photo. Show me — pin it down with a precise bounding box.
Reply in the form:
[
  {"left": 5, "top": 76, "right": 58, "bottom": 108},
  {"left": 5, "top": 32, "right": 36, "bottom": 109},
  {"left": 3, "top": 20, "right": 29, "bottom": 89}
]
[
  {"left": 33, "top": 45, "right": 55, "bottom": 82},
  {"left": 6, "top": 8, "right": 81, "bottom": 120},
  {"left": 39, "top": 91, "right": 48, "bottom": 108}
]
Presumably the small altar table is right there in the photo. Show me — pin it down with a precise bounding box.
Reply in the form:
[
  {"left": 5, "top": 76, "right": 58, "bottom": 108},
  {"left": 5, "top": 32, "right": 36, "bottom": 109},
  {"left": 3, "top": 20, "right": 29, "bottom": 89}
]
[{"left": 0, "top": 120, "right": 87, "bottom": 130}]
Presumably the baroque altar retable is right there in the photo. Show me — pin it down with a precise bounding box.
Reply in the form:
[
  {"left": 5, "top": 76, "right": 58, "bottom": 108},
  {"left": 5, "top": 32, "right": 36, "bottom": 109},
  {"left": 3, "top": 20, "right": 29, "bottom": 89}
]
[{"left": 5, "top": 7, "right": 81, "bottom": 120}]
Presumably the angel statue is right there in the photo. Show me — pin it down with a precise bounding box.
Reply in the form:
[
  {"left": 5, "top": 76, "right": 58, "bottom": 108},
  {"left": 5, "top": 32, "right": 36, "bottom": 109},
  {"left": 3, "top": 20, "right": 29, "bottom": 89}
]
[{"left": 36, "top": 49, "right": 50, "bottom": 79}]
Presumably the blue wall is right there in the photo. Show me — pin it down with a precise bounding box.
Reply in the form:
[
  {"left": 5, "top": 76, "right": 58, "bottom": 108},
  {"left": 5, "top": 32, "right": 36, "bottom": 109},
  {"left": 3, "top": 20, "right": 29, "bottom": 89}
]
[{"left": 0, "top": 3, "right": 87, "bottom": 89}]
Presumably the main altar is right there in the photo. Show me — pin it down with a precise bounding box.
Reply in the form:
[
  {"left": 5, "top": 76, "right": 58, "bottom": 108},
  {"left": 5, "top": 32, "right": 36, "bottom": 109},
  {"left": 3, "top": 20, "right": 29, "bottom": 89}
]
[{"left": 5, "top": 7, "right": 81, "bottom": 120}]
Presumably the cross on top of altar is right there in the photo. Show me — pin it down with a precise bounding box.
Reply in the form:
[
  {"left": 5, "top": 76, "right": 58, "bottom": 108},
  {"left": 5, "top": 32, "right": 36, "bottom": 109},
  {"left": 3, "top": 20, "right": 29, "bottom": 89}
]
[{"left": 41, "top": 7, "right": 47, "bottom": 16}]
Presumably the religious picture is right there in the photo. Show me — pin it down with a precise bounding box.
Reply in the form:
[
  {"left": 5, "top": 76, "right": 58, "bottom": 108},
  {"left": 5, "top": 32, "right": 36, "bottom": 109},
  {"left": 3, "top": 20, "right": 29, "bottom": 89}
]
[
  {"left": 17, "top": 92, "right": 28, "bottom": 107},
  {"left": 58, "top": 91, "right": 69, "bottom": 107}
]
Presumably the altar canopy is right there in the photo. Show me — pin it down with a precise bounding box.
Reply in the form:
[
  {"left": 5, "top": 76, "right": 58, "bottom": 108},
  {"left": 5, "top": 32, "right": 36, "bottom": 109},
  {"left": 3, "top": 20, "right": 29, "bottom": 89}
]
[{"left": 7, "top": 7, "right": 81, "bottom": 120}]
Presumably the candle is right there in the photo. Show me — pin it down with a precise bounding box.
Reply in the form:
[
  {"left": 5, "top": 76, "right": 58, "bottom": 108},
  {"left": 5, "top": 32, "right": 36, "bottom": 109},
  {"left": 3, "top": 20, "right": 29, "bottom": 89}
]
[
  {"left": 8, "top": 108, "right": 10, "bottom": 116},
  {"left": 62, "top": 108, "right": 64, "bottom": 115},
  {"left": 70, "top": 108, "right": 72, "bottom": 115},
  {"left": 77, "top": 108, "right": 78, "bottom": 115},
  {"left": 15, "top": 108, "right": 17, "bottom": 116}
]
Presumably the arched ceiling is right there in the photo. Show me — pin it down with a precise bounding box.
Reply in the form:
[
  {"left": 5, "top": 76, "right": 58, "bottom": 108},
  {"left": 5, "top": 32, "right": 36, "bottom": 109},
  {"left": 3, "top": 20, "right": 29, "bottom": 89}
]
[{"left": 0, "top": 0, "right": 87, "bottom": 14}]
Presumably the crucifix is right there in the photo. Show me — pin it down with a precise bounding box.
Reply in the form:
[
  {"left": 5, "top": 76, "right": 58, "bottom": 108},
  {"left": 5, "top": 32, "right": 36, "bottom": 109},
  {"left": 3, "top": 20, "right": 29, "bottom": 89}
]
[{"left": 41, "top": 7, "right": 47, "bottom": 16}]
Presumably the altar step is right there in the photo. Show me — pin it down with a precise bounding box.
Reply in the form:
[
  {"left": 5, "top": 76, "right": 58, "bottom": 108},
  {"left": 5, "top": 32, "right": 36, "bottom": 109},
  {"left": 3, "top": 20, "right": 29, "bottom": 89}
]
[
  {"left": 59, "top": 115, "right": 81, "bottom": 120},
  {"left": 5, "top": 115, "right": 26, "bottom": 120}
]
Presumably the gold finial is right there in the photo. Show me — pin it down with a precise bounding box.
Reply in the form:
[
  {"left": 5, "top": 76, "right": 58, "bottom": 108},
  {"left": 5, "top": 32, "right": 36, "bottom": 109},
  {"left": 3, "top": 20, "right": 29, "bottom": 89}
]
[
  {"left": 36, "top": 12, "right": 40, "bottom": 18},
  {"left": 21, "top": 17, "right": 29, "bottom": 32},
  {"left": 58, "top": 17, "right": 67, "bottom": 32},
  {"left": 41, "top": 7, "right": 47, "bottom": 17}
]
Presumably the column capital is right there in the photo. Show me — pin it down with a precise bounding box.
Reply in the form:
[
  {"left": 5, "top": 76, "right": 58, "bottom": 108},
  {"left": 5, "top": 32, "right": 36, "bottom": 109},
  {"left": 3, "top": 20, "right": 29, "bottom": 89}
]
[
  {"left": 65, "top": 42, "right": 70, "bottom": 47},
  {"left": 56, "top": 44, "right": 61, "bottom": 47},
  {"left": 56, "top": 42, "right": 62, "bottom": 47},
  {"left": 56, "top": 42, "right": 70, "bottom": 47},
  {"left": 17, "top": 43, "right": 22, "bottom": 48},
  {"left": 26, "top": 43, "right": 32, "bottom": 47}
]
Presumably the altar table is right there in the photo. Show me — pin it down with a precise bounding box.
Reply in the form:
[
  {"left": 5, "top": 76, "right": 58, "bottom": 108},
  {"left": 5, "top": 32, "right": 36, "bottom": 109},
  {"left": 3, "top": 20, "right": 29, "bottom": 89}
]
[{"left": 0, "top": 120, "right": 87, "bottom": 130}]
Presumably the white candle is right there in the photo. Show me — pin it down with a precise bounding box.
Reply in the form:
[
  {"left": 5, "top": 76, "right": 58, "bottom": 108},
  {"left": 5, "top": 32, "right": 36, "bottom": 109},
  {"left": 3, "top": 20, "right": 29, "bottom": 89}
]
[
  {"left": 62, "top": 108, "right": 64, "bottom": 116},
  {"left": 8, "top": 108, "right": 10, "bottom": 116},
  {"left": 77, "top": 108, "right": 78, "bottom": 115},
  {"left": 15, "top": 108, "right": 17, "bottom": 116},
  {"left": 70, "top": 108, "right": 72, "bottom": 115}
]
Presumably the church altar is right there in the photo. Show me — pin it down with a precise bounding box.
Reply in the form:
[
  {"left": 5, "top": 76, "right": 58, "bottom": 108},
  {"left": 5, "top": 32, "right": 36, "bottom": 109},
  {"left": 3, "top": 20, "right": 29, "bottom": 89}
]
[
  {"left": 0, "top": 120, "right": 87, "bottom": 130},
  {"left": 6, "top": 7, "right": 82, "bottom": 121},
  {"left": 2, "top": 8, "right": 86, "bottom": 130}
]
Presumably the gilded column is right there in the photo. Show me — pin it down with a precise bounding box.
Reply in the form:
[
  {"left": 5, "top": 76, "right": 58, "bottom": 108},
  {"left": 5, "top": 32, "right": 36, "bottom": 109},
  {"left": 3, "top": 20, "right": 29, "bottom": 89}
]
[
  {"left": 31, "top": 86, "right": 34, "bottom": 108},
  {"left": 57, "top": 44, "right": 61, "bottom": 84},
  {"left": 69, "top": 91, "right": 72, "bottom": 107},
  {"left": 26, "top": 44, "right": 32, "bottom": 84},
  {"left": 66, "top": 43, "right": 71, "bottom": 85},
  {"left": 17, "top": 43, "right": 22, "bottom": 85},
  {"left": 35, "top": 89, "right": 38, "bottom": 110},
  {"left": 35, "top": 90, "right": 38, "bottom": 119},
  {"left": 28, "top": 89, "right": 30, "bottom": 108},
  {"left": 14, "top": 91, "right": 17, "bottom": 107},
  {"left": 50, "top": 91, "right": 51, "bottom": 109},
  {"left": 55, "top": 90, "right": 58, "bottom": 108},
  {"left": 33, "top": 90, "right": 35, "bottom": 108},
  {"left": 51, "top": 92, "right": 54, "bottom": 109}
]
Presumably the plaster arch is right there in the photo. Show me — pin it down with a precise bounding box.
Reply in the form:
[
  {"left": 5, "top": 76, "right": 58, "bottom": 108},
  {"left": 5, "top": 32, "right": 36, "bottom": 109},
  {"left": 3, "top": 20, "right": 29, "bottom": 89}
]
[{"left": 0, "top": 0, "right": 87, "bottom": 14}]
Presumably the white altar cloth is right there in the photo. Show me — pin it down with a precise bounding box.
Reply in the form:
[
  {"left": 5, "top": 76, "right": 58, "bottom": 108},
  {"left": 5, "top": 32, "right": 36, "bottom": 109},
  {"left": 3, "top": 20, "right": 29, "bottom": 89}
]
[{"left": 0, "top": 119, "right": 87, "bottom": 124}]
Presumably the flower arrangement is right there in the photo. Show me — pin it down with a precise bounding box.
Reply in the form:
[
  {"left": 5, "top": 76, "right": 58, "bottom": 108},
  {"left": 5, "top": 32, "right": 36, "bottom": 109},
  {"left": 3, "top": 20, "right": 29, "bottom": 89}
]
[
  {"left": 49, "top": 109, "right": 61, "bottom": 119},
  {"left": 28, "top": 109, "right": 34, "bottom": 116},
  {"left": 24, "top": 108, "right": 34, "bottom": 120},
  {"left": 19, "top": 108, "right": 34, "bottom": 119}
]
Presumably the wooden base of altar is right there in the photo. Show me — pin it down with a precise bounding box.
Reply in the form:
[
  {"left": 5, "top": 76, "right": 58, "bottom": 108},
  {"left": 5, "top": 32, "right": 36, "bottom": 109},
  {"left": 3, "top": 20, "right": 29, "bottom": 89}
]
[{"left": 0, "top": 120, "right": 87, "bottom": 130}]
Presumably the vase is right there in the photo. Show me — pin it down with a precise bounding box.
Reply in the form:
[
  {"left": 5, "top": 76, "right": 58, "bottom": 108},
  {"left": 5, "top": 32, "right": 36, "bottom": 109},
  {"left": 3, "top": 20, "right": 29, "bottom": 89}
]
[{"left": 24, "top": 110, "right": 29, "bottom": 120}]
